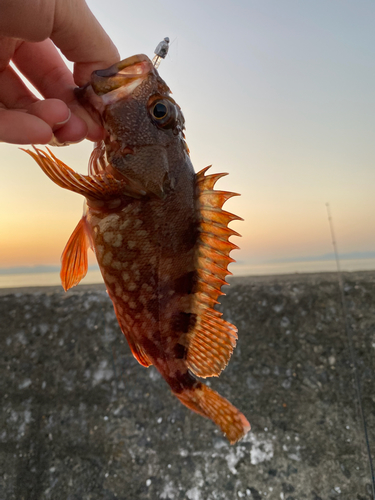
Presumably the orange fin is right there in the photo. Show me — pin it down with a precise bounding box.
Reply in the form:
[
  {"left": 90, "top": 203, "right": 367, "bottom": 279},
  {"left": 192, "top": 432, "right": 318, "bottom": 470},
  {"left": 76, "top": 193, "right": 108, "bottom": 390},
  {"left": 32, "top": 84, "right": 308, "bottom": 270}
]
[
  {"left": 128, "top": 340, "right": 152, "bottom": 368},
  {"left": 174, "top": 384, "right": 250, "bottom": 444},
  {"left": 23, "top": 147, "right": 146, "bottom": 200},
  {"left": 109, "top": 295, "right": 153, "bottom": 368},
  {"left": 187, "top": 309, "right": 237, "bottom": 378},
  {"left": 60, "top": 217, "right": 91, "bottom": 291},
  {"left": 187, "top": 167, "right": 242, "bottom": 378},
  {"left": 88, "top": 141, "right": 107, "bottom": 176}
]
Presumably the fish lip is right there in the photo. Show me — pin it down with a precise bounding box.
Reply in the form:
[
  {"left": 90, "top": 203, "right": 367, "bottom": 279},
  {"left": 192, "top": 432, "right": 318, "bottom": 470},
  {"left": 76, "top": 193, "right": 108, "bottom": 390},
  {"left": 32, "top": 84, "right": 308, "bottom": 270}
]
[
  {"left": 74, "top": 54, "right": 155, "bottom": 116},
  {"left": 94, "top": 54, "right": 153, "bottom": 78},
  {"left": 89, "top": 54, "right": 154, "bottom": 97}
]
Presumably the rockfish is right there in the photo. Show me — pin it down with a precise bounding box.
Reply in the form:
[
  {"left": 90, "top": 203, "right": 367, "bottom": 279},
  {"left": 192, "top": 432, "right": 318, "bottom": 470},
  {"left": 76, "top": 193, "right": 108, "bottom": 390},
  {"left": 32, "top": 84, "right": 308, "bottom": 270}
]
[{"left": 26, "top": 54, "right": 250, "bottom": 444}]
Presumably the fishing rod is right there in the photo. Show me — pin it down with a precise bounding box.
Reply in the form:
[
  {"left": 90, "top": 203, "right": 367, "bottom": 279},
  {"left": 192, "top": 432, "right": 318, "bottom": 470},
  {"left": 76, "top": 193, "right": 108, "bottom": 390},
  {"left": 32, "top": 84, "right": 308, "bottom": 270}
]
[{"left": 326, "top": 203, "right": 375, "bottom": 498}]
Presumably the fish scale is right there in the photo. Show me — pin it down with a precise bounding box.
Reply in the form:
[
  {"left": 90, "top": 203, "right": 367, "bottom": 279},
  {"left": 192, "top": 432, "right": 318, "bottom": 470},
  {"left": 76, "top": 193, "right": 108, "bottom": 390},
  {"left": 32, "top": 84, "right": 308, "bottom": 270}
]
[{"left": 25, "top": 53, "right": 250, "bottom": 444}]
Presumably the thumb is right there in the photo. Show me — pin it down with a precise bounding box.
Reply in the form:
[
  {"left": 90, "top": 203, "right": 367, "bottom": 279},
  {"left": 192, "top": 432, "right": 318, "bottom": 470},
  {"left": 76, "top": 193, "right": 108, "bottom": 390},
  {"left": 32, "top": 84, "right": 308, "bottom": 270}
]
[{"left": 51, "top": 0, "right": 120, "bottom": 86}]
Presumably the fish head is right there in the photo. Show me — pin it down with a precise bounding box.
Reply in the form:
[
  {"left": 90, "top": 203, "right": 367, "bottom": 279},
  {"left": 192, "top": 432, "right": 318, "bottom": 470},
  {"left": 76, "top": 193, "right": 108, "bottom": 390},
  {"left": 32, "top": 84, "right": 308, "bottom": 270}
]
[{"left": 76, "top": 54, "right": 188, "bottom": 197}]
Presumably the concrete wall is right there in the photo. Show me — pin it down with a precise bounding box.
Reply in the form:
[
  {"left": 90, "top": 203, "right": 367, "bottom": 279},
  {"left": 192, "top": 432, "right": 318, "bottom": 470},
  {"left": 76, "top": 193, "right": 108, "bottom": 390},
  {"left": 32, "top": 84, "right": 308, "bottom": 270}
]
[{"left": 1, "top": 272, "right": 374, "bottom": 499}]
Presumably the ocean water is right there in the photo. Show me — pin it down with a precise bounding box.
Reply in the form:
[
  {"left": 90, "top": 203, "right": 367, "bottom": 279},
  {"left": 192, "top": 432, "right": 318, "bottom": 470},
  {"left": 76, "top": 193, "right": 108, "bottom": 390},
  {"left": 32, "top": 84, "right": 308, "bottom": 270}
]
[
  {"left": 230, "top": 257, "right": 375, "bottom": 277},
  {"left": 1, "top": 258, "right": 375, "bottom": 289},
  {"left": 0, "top": 269, "right": 104, "bottom": 289}
]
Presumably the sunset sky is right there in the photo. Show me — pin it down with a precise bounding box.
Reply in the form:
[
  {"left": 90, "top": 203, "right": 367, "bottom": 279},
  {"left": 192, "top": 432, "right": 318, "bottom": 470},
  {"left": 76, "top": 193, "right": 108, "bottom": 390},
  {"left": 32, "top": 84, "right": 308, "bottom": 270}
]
[{"left": 1, "top": 0, "right": 375, "bottom": 273}]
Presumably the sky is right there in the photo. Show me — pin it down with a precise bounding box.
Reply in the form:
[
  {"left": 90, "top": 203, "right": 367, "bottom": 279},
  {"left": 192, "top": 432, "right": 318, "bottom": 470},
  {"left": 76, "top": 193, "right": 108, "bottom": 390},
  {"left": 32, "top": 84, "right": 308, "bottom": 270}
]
[{"left": 1, "top": 0, "right": 375, "bottom": 272}]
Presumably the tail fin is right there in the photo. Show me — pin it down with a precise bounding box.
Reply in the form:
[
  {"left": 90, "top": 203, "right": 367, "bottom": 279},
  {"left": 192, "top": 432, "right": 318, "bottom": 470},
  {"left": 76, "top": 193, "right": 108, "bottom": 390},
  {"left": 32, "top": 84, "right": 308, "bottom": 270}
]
[{"left": 174, "top": 384, "right": 250, "bottom": 444}]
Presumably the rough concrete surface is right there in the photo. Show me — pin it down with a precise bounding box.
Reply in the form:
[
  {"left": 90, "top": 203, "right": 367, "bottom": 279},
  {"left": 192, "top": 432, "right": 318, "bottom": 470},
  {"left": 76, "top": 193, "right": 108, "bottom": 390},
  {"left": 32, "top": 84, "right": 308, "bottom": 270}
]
[{"left": 0, "top": 272, "right": 374, "bottom": 500}]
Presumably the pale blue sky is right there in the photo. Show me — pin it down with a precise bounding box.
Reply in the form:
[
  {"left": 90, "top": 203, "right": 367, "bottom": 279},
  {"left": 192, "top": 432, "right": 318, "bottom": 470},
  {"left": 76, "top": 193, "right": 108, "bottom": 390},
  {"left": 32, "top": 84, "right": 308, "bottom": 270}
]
[{"left": 1, "top": 0, "right": 375, "bottom": 271}]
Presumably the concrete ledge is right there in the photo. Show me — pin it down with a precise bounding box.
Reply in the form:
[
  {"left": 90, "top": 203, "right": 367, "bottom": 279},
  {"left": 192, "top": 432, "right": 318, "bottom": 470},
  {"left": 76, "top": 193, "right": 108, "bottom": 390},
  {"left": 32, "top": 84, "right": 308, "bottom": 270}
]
[{"left": 1, "top": 272, "right": 374, "bottom": 499}]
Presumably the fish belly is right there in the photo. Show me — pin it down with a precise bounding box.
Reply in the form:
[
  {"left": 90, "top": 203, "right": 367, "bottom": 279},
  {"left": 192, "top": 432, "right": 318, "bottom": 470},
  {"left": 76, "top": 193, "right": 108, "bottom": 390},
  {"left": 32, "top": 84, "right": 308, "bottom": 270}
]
[{"left": 86, "top": 175, "right": 198, "bottom": 363}]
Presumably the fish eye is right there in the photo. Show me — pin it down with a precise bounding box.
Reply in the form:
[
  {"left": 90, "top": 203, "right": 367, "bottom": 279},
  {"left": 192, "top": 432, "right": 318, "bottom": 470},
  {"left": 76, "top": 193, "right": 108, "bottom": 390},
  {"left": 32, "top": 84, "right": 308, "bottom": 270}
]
[
  {"left": 152, "top": 102, "right": 168, "bottom": 119},
  {"left": 148, "top": 97, "right": 178, "bottom": 129}
]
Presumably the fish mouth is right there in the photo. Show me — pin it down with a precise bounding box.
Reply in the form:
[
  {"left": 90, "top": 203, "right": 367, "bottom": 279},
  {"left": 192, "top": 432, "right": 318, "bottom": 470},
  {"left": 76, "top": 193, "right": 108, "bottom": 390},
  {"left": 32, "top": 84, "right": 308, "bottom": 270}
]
[
  {"left": 90, "top": 54, "right": 153, "bottom": 103},
  {"left": 75, "top": 54, "right": 154, "bottom": 110}
]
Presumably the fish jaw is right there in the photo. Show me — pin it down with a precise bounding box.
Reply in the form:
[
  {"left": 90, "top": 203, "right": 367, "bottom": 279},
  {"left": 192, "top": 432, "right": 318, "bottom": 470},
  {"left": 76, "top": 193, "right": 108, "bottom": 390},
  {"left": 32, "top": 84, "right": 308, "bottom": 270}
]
[
  {"left": 91, "top": 55, "right": 154, "bottom": 103},
  {"left": 74, "top": 54, "right": 155, "bottom": 120}
]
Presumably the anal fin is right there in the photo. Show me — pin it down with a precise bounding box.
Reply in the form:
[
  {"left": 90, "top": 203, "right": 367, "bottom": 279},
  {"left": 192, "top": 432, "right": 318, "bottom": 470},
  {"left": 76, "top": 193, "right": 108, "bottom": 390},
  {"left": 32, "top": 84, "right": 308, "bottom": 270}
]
[
  {"left": 120, "top": 330, "right": 152, "bottom": 367},
  {"left": 60, "top": 216, "right": 91, "bottom": 291},
  {"left": 129, "top": 341, "right": 153, "bottom": 368},
  {"left": 110, "top": 298, "right": 153, "bottom": 368}
]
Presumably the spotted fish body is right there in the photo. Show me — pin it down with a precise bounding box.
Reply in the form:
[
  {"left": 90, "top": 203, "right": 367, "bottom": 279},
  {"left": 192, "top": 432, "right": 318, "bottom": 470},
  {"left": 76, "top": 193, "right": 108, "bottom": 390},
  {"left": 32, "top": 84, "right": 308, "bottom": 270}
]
[{"left": 26, "top": 55, "right": 250, "bottom": 444}]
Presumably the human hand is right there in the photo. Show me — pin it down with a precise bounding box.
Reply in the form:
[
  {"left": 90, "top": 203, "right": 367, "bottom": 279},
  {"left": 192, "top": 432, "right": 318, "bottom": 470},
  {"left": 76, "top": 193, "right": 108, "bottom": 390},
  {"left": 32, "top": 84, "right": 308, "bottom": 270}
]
[{"left": 0, "top": 0, "right": 120, "bottom": 145}]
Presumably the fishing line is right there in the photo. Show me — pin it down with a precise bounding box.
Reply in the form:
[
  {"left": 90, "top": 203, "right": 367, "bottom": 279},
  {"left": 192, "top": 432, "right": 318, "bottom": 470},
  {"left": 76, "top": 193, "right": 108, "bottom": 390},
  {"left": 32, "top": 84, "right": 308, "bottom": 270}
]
[{"left": 326, "top": 203, "right": 375, "bottom": 498}]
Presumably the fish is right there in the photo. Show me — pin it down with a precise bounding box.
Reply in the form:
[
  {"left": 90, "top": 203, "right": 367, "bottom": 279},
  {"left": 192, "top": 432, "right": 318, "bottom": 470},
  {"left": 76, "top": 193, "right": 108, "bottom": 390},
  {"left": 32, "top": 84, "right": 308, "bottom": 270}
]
[{"left": 25, "top": 54, "right": 250, "bottom": 444}]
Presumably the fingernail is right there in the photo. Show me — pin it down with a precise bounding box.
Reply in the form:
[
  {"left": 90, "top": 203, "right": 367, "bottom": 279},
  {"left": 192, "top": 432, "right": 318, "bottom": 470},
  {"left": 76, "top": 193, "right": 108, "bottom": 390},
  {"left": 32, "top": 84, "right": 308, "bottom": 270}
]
[
  {"left": 54, "top": 109, "right": 71, "bottom": 127},
  {"left": 48, "top": 134, "right": 83, "bottom": 147}
]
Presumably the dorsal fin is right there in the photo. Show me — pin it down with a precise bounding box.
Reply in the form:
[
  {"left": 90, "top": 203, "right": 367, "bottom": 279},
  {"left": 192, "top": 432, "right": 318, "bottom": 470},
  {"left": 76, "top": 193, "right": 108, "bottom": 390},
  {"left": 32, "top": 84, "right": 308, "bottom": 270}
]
[{"left": 186, "top": 167, "right": 242, "bottom": 378}]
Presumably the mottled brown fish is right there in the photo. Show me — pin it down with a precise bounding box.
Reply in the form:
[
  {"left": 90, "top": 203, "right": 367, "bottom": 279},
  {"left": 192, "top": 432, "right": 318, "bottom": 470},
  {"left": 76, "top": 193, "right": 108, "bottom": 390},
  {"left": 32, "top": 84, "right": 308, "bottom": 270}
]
[{"left": 25, "top": 54, "right": 250, "bottom": 444}]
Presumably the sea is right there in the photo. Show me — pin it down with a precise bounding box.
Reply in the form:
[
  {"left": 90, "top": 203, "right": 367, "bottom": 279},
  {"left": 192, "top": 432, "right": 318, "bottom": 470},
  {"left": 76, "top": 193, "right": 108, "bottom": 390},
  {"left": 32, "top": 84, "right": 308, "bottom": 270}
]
[{"left": 1, "top": 258, "right": 375, "bottom": 289}]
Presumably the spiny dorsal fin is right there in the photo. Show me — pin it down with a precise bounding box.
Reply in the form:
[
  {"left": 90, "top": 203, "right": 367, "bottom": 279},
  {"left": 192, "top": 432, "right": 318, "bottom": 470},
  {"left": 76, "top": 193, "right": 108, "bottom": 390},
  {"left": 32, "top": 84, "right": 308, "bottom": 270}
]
[{"left": 186, "top": 167, "right": 242, "bottom": 378}]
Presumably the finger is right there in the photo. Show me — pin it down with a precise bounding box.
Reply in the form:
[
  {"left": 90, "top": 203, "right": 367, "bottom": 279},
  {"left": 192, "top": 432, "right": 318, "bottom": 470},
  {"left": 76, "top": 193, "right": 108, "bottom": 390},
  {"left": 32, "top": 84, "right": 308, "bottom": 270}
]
[
  {"left": 52, "top": 112, "right": 88, "bottom": 145},
  {"left": 0, "top": 59, "right": 90, "bottom": 144},
  {"left": 26, "top": 100, "right": 91, "bottom": 145},
  {"left": 27, "top": 100, "right": 70, "bottom": 128},
  {"left": 0, "top": 0, "right": 119, "bottom": 85},
  {"left": 52, "top": 0, "right": 120, "bottom": 85},
  {"left": 0, "top": 63, "right": 38, "bottom": 108},
  {"left": 0, "top": 93, "right": 86, "bottom": 146},
  {"left": 0, "top": 62, "right": 76, "bottom": 140},
  {"left": 52, "top": 107, "right": 109, "bottom": 144},
  {"left": 13, "top": 39, "right": 75, "bottom": 100},
  {"left": 0, "top": 36, "right": 18, "bottom": 71},
  {"left": 13, "top": 40, "right": 104, "bottom": 141},
  {"left": 0, "top": 0, "right": 55, "bottom": 42},
  {"left": 0, "top": 109, "right": 52, "bottom": 144}
]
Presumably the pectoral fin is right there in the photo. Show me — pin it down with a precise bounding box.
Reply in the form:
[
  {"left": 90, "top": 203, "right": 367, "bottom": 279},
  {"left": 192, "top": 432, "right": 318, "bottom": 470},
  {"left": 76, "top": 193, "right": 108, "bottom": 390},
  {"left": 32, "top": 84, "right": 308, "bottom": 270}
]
[
  {"left": 60, "top": 216, "right": 92, "bottom": 291},
  {"left": 23, "top": 147, "right": 146, "bottom": 200}
]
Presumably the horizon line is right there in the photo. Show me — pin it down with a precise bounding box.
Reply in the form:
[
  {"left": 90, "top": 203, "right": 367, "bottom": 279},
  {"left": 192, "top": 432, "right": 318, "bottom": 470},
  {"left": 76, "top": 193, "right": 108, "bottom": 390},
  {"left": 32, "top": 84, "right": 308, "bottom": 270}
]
[
  {"left": 1, "top": 250, "right": 375, "bottom": 274},
  {"left": 0, "top": 264, "right": 100, "bottom": 275}
]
